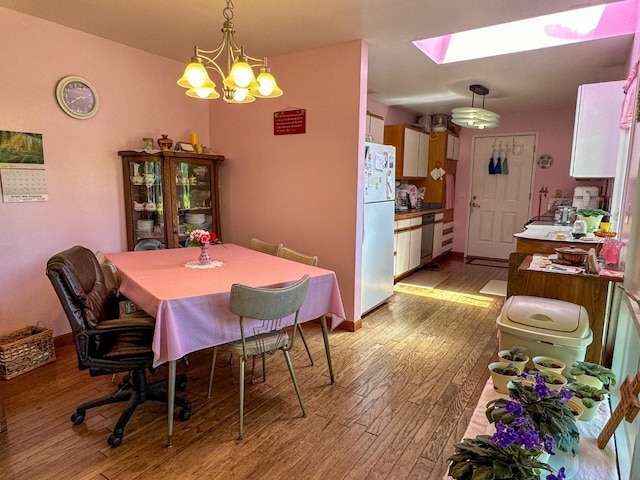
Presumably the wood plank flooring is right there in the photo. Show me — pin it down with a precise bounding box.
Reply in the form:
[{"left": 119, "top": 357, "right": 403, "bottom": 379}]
[{"left": 0, "top": 257, "right": 507, "bottom": 480}]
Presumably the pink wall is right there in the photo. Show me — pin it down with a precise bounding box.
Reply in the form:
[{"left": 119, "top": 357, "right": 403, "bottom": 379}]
[
  {"left": 367, "top": 98, "right": 418, "bottom": 126},
  {"left": 210, "top": 41, "right": 367, "bottom": 325},
  {"left": 452, "top": 108, "right": 606, "bottom": 253},
  {"left": 0, "top": 8, "right": 210, "bottom": 336}
]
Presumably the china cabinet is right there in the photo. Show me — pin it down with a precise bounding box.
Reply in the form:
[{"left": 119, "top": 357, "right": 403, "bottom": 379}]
[{"left": 119, "top": 150, "right": 224, "bottom": 251}]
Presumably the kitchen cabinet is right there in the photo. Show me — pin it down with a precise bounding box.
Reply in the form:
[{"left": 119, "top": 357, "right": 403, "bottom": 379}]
[
  {"left": 570, "top": 80, "right": 624, "bottom": 178},
  {"left": 384, "top": 125, "right": 429, "bottom": 178},
  {"left": 366, "top": 111, "right": 385, "bottom": 144},
  {"left": 426, "top": 130, "right": 458, "bottom": 205},
  {"left": 432, "top": 211, "right": 453, "bottom": 260},
  {"left": 394, "top": 217, "right": 421, "bottom": 277},
  {"left": 119, "top": 150, "right": 224, "bottom": 251}
]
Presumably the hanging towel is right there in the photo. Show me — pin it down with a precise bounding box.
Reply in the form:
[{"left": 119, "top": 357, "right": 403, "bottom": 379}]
[
  {"left": 489, "top": 156, "right": 495, "bottom": 174},
  {"left": 495, "top": 156, "right": 502, "bottom": 174},
  {"left": 502, "top": 154, "right": 509, "bottom": 174},
  {"left": 444, "top": 173, "right": 455, "bottom": 209}
]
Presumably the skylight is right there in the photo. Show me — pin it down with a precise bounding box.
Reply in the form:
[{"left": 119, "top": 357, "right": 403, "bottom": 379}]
[{"left": 413, "top": 1, "right": 636, "bottom": 64}]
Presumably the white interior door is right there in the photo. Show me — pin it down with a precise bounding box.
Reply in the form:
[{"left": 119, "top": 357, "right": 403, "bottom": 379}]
[{"left": 467, "top": 134, "right": 536, "bottom": 260}]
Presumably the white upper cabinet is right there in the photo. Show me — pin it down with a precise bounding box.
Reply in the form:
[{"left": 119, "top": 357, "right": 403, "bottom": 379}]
[{"left": 570, "top": 80, "right": 625, "bottom": 178}]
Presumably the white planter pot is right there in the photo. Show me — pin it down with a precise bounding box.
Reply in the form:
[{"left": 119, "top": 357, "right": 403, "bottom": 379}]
[
  {"left": 497, "top": 350, "right": 529, "bottom": 373},
  {"left": 489, "top": 362, "right": 519, "bottom": 394},
  {"left": 575, "top": 397, "right": 604, "bottom": 421},
  {"left": 533, "top": 356, "right": 566, "bottom": 375},
  {"left": 575, "top": 374, "right": 604, "bottom": 389}
]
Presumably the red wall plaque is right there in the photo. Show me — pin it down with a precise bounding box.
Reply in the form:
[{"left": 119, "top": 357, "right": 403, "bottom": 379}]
[{"left": 274, "top": 109, "right": 306, "bottom": 135}]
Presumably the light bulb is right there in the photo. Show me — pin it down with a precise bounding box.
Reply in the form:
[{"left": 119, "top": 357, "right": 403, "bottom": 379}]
[
  {"left": 258, "top": 82, "right": 274, "bottom": 97},
  {"left": 233, "top": 88, "right": 248, "bottom": 102},
  {"left": 196, "top": 87, "right": 213, "bottom": 98},
  {"left": 186, "top": 64, "right": 207, "bottom": 88},
  {"left": 229, "top": 61, "right": 254, "bottom": 88}
]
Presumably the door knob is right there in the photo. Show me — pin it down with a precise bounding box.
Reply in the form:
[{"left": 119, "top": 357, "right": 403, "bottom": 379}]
[{"left": 471, "top": 202, "right": 480, "bottom": 208}]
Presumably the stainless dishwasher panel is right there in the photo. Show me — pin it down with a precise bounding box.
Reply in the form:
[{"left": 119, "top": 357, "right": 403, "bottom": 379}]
[{"left": 421, "top": 213, "right": 435, "bottom": 264}]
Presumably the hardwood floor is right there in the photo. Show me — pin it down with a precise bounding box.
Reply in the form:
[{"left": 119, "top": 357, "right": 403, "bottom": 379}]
[{"left": 0, "top": 257, "right": 508, "bottom": 480}]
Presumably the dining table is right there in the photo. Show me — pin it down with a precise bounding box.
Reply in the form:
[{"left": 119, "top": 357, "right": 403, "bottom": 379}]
[{"left": 105, "top": 243, "right": 346, "bottom": 447}]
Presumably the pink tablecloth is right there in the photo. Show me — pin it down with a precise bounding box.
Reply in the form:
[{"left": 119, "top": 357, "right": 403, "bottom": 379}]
[{"left": 105, "top": 244, "right": 346, "bottom": 367}]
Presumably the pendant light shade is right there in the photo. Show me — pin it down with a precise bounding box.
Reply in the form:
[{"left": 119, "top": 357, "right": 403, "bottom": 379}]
[{"left": 451, "top": 85, "right": 500, "bottom": 129}]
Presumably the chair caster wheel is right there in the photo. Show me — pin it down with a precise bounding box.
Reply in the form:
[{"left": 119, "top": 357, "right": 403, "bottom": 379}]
[
  {"left": 178, "top": 408, "right": 191, "bottom": 421},
  {"left": 108, "top": 434, "right": 123, "bottom": 448},
  {"left": 71, "top": 412, "right": 85, "bottom": 425}
]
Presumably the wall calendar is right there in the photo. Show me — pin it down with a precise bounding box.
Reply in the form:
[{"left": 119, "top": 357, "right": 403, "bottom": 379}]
[{"left": 0, "top": 130, "right": 48, "bottom": 202}]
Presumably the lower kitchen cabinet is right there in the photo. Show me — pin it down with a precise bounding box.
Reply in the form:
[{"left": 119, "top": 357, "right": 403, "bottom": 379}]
[
  {"left": 432, "top": 212, "right": 453, "bottom": 260},
  {"left": 394, "top": 217, "right": 422, "bottom": 277}
]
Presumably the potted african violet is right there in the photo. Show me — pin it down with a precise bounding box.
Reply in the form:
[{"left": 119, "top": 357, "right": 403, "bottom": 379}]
[
  {"left": 488, "top": 362, "right": 520, "bottom": 394},
  {"left": 538, "top": 370, "right": 568, "bottom": 391},
  {"left": 565, "top": 382, "right": 608, "bottom": 421},
  {"left": 576, "top": 208, "right": 610, "bottom": 232},
  {"left": 570, "top": 361, "right": 616, "bottom": 389},
  {"left": 533, "top": 356, "right": 566, "bottom": 375},
  {"left": 498, "top": 346, "right": 529, "bottom": 372}
]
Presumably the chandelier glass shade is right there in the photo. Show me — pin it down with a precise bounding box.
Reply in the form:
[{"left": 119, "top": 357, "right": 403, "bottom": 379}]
[
  {"left": 451, "top": 85, "right": 500, "bottom": 129},
  {"left": 177, "top": 0, "right": 283, "bottom": 103}
]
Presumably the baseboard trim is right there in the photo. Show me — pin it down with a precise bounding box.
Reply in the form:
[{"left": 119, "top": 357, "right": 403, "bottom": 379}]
[
  {"left": 339, "top": 318, "right": 361, "bottom": 332},
  {"left": 54, "top": 332, "right": 74, "bottom": 348}
]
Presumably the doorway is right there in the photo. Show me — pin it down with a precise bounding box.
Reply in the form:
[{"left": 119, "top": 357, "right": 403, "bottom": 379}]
[{"left": 466, "top": 134, "right": 536, "bottom": 260}]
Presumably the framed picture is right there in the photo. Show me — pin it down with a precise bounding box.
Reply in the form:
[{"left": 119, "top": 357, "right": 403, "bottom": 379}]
[{"left": 175, "top": 142, "right": 195, "bottom": 152}]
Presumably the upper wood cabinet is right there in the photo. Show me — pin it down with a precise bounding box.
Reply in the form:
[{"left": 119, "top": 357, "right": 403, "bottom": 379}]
[
  {"left": 366, "top": 112, "right": 385, "bottom": 144},
  {"left": 383, "top": 124, "right": 429, "bottom": 179},
  {"left": 425, "top": 131, "right": 459, "bottom": 205},
  {"left": 119, "top": 150, "right": 224, "bottom": 251},
  {"left": 570, "top": 80, "right": 624, "bottom": 179}
]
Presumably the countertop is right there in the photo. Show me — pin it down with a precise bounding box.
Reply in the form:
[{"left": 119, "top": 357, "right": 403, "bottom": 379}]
[
  {"left": 513, "top": 224, "right": 603, "bottom": 244},
  {"left": 394, "top": 206, "right": 442, "bottom": 220}
]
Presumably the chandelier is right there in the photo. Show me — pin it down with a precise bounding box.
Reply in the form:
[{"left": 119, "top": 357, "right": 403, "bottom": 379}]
[
  {"left": 177, "top": 0, "right": 282, "bottom": 103},
  {"left": 451, "top": 84, "right": 500, "bottom": 129}
]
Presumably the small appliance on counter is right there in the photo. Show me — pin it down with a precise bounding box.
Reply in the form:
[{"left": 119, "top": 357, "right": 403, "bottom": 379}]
[
  {"left": 395, "top": 184, "right": 409, "bottom": 210},
  {"left": 554, "top": 205, "right": 576, "bottom": 225},
  {"left": 572, "top": 186, "right": 600, "bottom": 210},
  {"left": 397, "top": 183, "right": 418, "bottom": 209}
]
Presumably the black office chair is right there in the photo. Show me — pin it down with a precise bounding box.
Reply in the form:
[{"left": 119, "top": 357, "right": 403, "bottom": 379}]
[{"left": 46, "top": 245, "right": 191, "bottom": 448}]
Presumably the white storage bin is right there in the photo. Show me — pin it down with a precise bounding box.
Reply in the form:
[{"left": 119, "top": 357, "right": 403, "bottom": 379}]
[{"left": 497, "top": 295, "right": 593, "bottom": 378}]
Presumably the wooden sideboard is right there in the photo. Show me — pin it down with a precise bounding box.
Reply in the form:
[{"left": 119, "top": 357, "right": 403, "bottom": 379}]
[{"left": 507, "top": 252, "right": 618, "bottom": 366}]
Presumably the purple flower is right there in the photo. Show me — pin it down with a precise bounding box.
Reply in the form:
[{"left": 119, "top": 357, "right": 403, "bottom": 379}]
[
  {"left": 557, "top": 388, "right": 572, "bottom": 403},
  {"left": 493, "top": 422, "right": 518, "bottom": 448},
  {"left": 533, "top": 373, "right": 551, "bottom": 397},
  {"left": 506, "top": 400, "right": 524, "bottom": 416},
  {"left": 546, "top": 466, "right": 566, "bottom": 480},
  {"left": 543, "top": 433, "right": 556, "bottom": 454}
]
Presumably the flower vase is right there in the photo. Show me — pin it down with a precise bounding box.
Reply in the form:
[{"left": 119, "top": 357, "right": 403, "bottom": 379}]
[
  {"left": 198, "top": 242, "right": 211, "bottom": 265},
  {"left": 157, "top": 134, "right": 173, "bottom": 151}
]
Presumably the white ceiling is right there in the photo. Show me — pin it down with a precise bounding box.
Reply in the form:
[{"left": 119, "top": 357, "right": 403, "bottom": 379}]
[{"left": 0, "top": 0, "right": 633, "bottom": 117}]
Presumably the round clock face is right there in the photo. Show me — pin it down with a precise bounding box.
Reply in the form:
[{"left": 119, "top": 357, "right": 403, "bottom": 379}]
[{"left": 55, "top": 76, "right": 99, "bottom": 119}]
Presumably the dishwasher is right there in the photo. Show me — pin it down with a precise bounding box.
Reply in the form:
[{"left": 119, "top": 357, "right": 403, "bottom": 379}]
[{"left": 420, "top": 213, "right": 435, "bottom": 264}]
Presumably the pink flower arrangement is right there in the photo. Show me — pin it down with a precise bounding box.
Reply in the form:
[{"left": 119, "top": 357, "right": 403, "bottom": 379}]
[{"left": 188, "top": 229, "right": 216, "bottom": 247}]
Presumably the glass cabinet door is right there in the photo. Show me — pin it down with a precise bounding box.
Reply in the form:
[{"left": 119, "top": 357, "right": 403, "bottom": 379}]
[
  {"left": 173, "top": 160, "right": 214, "bottom": 246},
  {"left": 127, "top": 159, "right": 166, "bottom": 249}
]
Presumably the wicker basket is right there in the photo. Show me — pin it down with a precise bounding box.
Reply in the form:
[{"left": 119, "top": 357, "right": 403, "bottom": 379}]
[{"left": 0, "top": 325, "right": 56, "bottom": 380}]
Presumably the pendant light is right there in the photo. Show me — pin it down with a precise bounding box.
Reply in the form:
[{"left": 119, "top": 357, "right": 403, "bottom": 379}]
[
  {"left": 451, "top": 85, "right": 500, "bottom": 129},
  {"left": 177, "top": 0, "right": 283, "bottom": 103}
]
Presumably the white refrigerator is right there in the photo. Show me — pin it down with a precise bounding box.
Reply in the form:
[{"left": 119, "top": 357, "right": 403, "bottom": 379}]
[{"left": 361, "top": 142, "right": 396, "bottom": 315}]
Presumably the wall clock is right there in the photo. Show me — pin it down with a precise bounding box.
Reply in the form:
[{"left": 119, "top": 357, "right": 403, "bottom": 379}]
[
  {"left": 537, "top": 154, "right": 554, "bottom": 169},
  {"left": 55, "top": 76, "right": 99, "bottom": 119}
]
